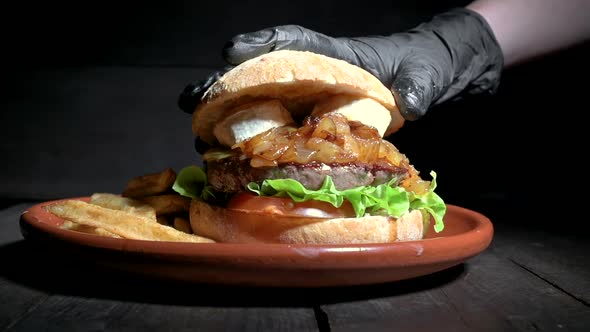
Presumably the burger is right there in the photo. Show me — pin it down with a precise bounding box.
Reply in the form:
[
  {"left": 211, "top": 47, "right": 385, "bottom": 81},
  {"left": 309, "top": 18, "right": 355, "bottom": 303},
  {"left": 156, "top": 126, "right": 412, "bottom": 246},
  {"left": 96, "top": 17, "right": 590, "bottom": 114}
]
[{"left": 173, "top": 50, "right": 446, "bottom": 244}]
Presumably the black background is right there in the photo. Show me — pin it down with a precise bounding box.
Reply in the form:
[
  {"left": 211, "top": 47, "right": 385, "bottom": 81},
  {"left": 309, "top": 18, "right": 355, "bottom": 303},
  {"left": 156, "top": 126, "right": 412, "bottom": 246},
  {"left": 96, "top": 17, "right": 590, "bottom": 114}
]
[{"left": 3, "top": 1, "right": 589, "bottom": 233}]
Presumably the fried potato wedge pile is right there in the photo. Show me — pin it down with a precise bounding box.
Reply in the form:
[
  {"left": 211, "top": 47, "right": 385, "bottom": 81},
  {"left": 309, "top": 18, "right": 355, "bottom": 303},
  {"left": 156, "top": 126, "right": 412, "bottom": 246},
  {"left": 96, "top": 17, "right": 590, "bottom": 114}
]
[
  {"left": 45, "top": 168, "right": 215, "bottom": 243},
  {"left": 48, "top": 200, "right": 212, "bottom": 243}
]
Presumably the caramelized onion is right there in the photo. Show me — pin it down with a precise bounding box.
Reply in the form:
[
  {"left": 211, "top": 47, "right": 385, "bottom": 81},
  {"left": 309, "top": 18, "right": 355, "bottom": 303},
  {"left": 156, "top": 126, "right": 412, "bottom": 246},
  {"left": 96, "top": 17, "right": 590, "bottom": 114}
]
[
  {"left": 236, "top": 113, "right": 400, "bottom": 165},
  {"left": 233, "top": 113, "right": 428, "bottom": 191}
]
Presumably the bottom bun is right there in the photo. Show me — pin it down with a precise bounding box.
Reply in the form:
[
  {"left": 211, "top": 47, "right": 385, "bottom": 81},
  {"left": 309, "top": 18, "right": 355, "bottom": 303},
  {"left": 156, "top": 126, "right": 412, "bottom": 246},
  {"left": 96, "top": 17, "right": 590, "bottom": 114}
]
[{"left": 189, "top": 199, "right": 425, "bottom": 244}]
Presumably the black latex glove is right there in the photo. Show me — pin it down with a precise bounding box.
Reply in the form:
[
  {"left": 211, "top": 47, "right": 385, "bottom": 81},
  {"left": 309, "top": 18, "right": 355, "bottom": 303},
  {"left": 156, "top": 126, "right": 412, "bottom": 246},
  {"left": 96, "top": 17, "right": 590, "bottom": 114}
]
[{"left": 179, "top": 8, "right": 503, "bottom": 121}]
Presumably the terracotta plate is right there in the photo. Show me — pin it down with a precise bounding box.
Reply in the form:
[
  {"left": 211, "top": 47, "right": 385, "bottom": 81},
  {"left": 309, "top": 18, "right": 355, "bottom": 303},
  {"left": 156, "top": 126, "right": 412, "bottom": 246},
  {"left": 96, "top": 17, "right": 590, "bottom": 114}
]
[{"left": 19, "top": 198, "right": 493, "bottom": 287}]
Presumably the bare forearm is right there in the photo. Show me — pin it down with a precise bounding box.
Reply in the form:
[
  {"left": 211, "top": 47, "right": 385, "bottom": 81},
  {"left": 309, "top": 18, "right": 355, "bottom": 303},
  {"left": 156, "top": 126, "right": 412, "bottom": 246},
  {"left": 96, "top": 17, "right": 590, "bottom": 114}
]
[{"left": 467, "top": 0, "right": 590, "bottom": 67}]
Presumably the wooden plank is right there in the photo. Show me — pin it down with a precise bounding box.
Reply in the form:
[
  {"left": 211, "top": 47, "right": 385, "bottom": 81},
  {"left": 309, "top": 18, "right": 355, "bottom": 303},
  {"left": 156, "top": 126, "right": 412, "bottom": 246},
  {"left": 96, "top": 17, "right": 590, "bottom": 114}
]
[
  {"left": 0, "top": 204, "right": 31, "bottom": 245},
  {"left": 318, "top": 249, "right": 590, "bottom": 331},
  {"left": 491, "top": 226, "right": 590, "bottom": 306},
  {"left": 0, "top": 204, "right": 50, "bottom": 330},
  {"left": 1, "top": 205, "right": 318, "bottom": 331},
  {"left": 4, "top": 201, "right": 589, "bottom": 331},
  {"left": 3, "top": 259, "right": 319, "bottom": 332},
  {"left": 0, "top": 242, "right": 50, "bottom": 331},
  {"left": 7, "top": 296, "right": 318, "bottom": 332}
]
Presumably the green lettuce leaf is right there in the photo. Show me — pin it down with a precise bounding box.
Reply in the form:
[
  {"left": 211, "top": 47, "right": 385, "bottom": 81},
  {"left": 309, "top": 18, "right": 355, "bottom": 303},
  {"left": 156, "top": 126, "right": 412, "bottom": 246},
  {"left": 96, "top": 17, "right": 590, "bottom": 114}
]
[
  {"left": 172, "top": 165, "right": 215, "bottom": 200},
  {"left": 248, "top": 171, "right": 445, "bottom": 232},
  {"left": 409, "top": 172, "right": 446, "bottom": 232},
  {"left": 172, "top": 164, "right": 446, "bottom": 233}
]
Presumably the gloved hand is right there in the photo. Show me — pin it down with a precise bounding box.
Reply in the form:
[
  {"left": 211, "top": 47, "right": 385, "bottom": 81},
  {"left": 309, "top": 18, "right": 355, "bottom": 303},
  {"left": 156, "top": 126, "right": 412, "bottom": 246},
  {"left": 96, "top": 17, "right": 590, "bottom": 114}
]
[{"left": 179, "top": 8, "right": 503, "bottom": 121}]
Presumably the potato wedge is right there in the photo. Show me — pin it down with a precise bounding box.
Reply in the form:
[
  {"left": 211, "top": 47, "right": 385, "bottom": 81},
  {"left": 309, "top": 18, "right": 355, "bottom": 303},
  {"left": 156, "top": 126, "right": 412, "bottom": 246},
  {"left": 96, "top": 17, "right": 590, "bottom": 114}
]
[
  {"left": 61, "top": 220, "right": 122, "bottom": 238},
  {"left": 141, "top": 194, "right": 191, "bottom": 215},
  {"left": 173, "top": 217, "right": 192, "bottom": 234},
  {"left": 90, "top": 193, "right": 157, "bottom": 222},
  {"left": 47, "top": 200, "right": 213, "bottom": 243},
  {"left": 122, "top": 168, "right": 176, "bottom": 198}
]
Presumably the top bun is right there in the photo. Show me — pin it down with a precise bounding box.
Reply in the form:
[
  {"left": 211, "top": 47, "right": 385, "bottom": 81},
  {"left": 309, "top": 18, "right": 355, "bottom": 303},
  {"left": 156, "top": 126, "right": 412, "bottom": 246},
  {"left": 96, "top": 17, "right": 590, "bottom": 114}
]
[{"left": 192, "top": 50, "right": 404, "bottom": 145}]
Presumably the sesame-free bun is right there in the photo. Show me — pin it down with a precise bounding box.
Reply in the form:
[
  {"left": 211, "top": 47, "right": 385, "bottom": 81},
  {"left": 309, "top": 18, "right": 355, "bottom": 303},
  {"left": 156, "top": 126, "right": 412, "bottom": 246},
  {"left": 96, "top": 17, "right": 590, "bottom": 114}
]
[
  {"left": 189, "top": 199, "right": 425, "bottom": 244},
  {"left": 193, "top": 50, "right": 404, "bottom": 145}
]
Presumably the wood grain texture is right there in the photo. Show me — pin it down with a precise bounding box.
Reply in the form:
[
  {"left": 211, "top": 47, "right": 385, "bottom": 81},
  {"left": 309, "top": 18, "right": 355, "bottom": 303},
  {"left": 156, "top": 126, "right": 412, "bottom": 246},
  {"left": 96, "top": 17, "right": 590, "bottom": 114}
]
[
  {"left": 0, "top": 275, "right": 49, "bottom": 332},
  {"left": 0, "top": 204, "right": 31, "bottom": 245},
  {"left": 491, "top": 226, "right": 590, "bottom": 307},
  {"left": 318, "top": 249, "right": 590, "bottom": 331},
  {"left": 0, "top": 204, "right": 49, "bottom": 331},
  {"left": 1, "top": 204, "right": 319, "bottom": 332},
  {"left": 3, "top": 202, "right": 590, "bottom": 331},
  {"left": 6, "top": 296, "right": 318, "bottom": 332}
]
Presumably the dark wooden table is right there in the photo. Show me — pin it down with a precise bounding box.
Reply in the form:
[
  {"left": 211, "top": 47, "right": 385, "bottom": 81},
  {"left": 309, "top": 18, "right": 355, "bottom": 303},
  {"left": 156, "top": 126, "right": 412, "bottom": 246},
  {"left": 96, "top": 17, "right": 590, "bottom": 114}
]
[{"left": 2, "top": 201, "right": 589, "bottom": 331}]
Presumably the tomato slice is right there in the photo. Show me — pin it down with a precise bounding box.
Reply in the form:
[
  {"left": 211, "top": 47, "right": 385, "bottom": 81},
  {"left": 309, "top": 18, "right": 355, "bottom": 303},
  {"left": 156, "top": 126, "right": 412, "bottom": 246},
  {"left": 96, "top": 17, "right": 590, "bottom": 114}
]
[{"left": 226, "top": 192, "right": 356, "bottom": 219}]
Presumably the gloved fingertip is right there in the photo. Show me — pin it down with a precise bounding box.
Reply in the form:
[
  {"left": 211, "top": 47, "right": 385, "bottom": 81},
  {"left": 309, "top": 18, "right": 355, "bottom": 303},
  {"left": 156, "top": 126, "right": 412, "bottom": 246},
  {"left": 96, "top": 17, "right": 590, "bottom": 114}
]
[
  {"left": 222, "top": 39, "right": 240, "bottom": 65},
  {"left": 401, "top": 106, "right": 427, "bottom": 121},
  {"left": 178, "top": 66, "right": 234, "bottom": 114},
  {"left": 391, "top": 86, "right": 428, "bottom": 121},
  {"left": 222, "top": 29, "right": 277, "bottom": 65},
  {"left": 178, "top": 83, "right": 205, "bottom": 114}
]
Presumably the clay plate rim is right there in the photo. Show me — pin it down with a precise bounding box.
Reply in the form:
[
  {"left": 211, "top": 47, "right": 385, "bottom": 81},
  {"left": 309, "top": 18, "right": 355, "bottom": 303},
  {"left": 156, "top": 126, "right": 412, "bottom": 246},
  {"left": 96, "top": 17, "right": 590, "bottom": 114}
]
[{"left": 19, "top": 197, "right": 494, "bottom": 270}]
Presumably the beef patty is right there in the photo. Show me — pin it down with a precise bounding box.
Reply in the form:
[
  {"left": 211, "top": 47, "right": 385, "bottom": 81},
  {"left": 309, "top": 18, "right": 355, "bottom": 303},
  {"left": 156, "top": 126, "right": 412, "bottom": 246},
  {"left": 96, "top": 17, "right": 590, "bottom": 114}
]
[{"left": 207, "top": 158, "right": 409, "bottom": 193}]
